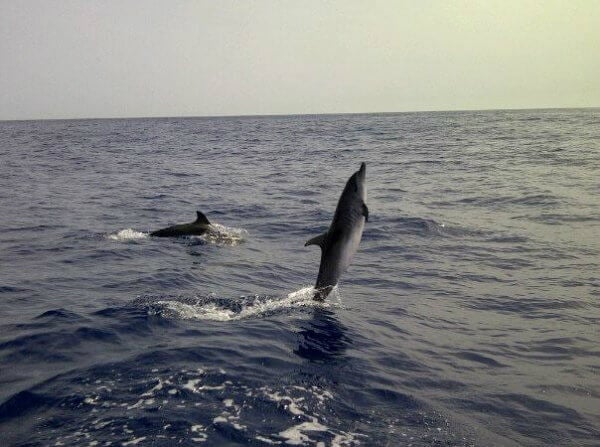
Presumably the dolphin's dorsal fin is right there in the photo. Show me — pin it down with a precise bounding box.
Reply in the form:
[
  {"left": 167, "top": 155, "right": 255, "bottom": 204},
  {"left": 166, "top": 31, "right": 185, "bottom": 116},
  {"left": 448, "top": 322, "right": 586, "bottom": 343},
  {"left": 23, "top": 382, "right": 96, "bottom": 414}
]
[
  {"left": 305, "top": 232, "right": 328, "bottom": 249},
  {"left": 195, "top": 211, "right": 210, "bottom": 225}
]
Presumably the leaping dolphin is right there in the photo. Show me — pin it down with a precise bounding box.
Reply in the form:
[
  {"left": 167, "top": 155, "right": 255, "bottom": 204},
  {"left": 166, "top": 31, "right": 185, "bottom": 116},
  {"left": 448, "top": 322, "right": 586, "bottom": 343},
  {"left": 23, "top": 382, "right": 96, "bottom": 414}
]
[
  {"left": 305, "top": 163, "right": 368, "bottom": 300},
  {"left": 150, "top": 211, "right": 211, "bottom": 237}
]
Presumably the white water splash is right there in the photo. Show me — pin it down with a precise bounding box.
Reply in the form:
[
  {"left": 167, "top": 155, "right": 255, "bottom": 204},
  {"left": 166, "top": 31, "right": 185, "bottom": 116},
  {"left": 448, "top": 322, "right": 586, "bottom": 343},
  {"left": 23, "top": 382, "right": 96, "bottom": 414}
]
[
  {"left": 151, "top": 286, "right": 339, "bottom": 322},
  {"left": 201, "top": 223, "right": 247, "bottom": 246},
  {"left": 108, "top": 228, "right": 148, "bottom": 241}
]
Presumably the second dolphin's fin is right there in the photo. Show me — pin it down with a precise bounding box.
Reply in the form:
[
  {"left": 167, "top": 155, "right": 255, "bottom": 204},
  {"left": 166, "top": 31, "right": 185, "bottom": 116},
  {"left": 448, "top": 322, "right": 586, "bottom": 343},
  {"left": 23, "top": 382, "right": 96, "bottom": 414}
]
[
  {"left": 362, "top": 202, "right": 369, "bottom": 222},
  {"left": 304, "top": 232, "right": 328, "bottom": 249},
  {"left": 195, "top": 211, "right": 211, "bottom": 225}
]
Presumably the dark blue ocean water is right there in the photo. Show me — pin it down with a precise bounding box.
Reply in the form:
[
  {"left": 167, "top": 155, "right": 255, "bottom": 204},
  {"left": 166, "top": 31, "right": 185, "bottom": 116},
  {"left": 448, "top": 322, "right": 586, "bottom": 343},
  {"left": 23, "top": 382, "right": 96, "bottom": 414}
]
[{"left": 0, "top": 109, "right": 599, "bottom": 446}]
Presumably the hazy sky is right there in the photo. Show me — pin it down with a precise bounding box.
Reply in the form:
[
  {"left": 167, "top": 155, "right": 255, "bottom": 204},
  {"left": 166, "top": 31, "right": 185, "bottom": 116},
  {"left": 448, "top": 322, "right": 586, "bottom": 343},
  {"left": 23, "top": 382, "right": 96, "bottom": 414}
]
[{"left": 1, "top": 0, "right": 599, "bottom": 120}]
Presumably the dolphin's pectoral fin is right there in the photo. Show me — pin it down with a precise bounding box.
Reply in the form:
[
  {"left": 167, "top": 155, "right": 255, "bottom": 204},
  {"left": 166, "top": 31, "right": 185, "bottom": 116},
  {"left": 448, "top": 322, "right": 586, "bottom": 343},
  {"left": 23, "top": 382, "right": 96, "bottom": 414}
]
[
  {"left": 195, "top": 211, "right": 210, "bottom": 225},
  {"left": 362, "top": 203, "right": 369, "bottom": 222},
  {"left": 305, "top": 232, "right": 328, "bottom": 249}
]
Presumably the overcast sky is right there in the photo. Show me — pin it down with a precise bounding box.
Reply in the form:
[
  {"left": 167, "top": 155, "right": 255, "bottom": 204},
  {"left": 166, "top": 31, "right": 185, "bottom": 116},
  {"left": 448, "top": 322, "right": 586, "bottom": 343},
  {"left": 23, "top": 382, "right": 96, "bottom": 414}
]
[{"left": 1, "top": 0, "right": 599, "bottom": 120}]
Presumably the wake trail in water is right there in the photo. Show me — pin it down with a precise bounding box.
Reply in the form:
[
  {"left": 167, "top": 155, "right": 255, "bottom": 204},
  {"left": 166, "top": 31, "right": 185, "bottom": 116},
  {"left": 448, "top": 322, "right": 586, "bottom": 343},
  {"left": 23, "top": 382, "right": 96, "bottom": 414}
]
[{"left": 144, "top": 286, "right": 340, "bottom": 321}]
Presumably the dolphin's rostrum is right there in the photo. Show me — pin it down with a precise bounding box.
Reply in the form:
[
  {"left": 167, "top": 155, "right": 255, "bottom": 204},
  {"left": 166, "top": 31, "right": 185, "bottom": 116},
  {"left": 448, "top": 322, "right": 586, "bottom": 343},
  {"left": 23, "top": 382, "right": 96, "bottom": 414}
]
[
  {"left": 150, "top": 211, "right": 211, "bottom": 237},
  {"left": 305, "top": 163, "right": 368, "bottom": 300}
]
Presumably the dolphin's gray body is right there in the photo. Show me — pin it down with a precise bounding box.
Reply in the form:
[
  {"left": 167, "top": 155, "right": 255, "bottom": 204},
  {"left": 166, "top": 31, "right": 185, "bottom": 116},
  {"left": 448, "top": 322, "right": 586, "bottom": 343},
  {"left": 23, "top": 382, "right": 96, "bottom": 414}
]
[
  {"left": 150, "top": 211, "right": 211, "bottom": 237},
  {"left": 305, "top": 163, "right": 368, "bottom": 300}
]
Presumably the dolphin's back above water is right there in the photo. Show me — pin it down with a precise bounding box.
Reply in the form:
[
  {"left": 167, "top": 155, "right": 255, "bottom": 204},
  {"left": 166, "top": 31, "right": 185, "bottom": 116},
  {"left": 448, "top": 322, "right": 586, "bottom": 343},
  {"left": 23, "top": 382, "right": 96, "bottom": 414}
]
[
  {"left": 150, "top": 211, "right": 211, "bottom": 237},
  {"left": 306, "top": 163, "right": 368, "bottom": 300}
]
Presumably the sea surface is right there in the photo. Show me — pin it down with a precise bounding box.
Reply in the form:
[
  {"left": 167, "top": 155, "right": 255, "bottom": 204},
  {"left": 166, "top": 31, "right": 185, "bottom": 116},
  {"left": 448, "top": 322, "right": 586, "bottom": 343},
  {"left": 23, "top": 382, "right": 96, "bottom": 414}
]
[{"left": 0, "top": 109, "right": 599, "bottom": 446}]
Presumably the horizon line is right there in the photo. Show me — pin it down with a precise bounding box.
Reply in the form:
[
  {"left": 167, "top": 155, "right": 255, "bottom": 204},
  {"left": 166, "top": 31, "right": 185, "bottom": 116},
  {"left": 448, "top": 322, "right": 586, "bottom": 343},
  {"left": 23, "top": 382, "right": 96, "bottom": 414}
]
[{"left": 1, "top": 105, "right": 598, "bottom": 123}]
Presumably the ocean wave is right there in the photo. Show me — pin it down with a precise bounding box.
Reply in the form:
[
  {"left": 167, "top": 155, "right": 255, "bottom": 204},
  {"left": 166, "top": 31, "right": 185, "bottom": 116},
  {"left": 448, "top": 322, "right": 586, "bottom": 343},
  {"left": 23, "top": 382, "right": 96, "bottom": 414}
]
[
  {"left": 434, "top": 193, "right": 563, "bottom": 209},
  {"left": 373, "top": 216, "right": 449, "bottom": 237}
]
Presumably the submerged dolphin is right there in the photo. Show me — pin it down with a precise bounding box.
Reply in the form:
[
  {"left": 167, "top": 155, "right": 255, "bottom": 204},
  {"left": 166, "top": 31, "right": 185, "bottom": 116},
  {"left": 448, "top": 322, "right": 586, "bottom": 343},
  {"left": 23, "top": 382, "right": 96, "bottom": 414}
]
[
  {"left": 150, "top": 211, "right": 211, "bottom": 237},
  {"left": 305, "top": 163, "right": 368, "bottom": 300}
]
